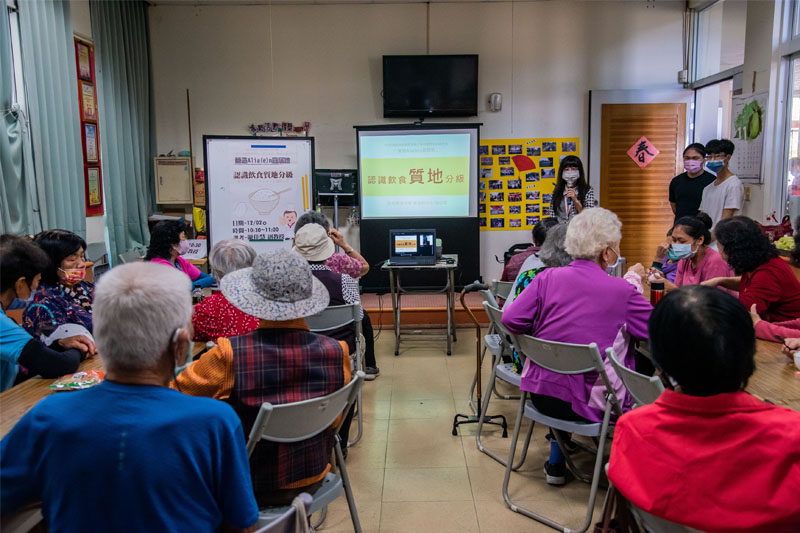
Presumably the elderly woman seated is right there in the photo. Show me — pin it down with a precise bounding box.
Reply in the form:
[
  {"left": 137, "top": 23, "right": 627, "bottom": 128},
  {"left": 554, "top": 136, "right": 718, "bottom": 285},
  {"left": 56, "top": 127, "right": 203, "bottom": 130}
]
[
  {"left": 609, "top": 286, "right": 800, "bottom": 532},
  {"left": 192, "top": 239, "right": 260, "bottom": 342},
  {"left": 502, "top": 207, "right": 652, "bottom": 485},
  {"left": 22, "top": 230, "right": 96, "bottom": 357},
  {"left": 145, "top": 220, "right": 215, "bottom": 290},
  {"left": 506, "top": 222, "right": 572, "bottom": 306},
  {"left": 1, "top": 262, "right": 258, "bottom": 531}
]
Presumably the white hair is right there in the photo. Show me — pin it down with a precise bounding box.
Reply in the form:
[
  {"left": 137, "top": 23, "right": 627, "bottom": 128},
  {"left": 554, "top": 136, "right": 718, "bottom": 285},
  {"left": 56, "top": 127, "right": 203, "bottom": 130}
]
[
  {"left": 209, "top": 239, "right": 256, "bottom": 281},
  {"left": 564, "top": 207, "right": 622, "bottom": 261},
  {"left": 94, "top": 262, "right": 192, "bottom": 372}
]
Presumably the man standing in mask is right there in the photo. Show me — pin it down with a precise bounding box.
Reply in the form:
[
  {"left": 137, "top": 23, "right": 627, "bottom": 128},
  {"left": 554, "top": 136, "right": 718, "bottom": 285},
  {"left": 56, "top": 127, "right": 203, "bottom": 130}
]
[
  {"left": 699, "top": 139, "right": 744, "bottom": 231},
  {"left": 668, "top": 143, "right": 716, "bottom": 225}
]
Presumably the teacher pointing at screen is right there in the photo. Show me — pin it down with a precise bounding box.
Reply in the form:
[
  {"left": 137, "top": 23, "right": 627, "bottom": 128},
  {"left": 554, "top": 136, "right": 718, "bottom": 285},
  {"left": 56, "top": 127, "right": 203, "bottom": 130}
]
[{"left": 550, "top": 155, "right": 597, "bottom": 223}]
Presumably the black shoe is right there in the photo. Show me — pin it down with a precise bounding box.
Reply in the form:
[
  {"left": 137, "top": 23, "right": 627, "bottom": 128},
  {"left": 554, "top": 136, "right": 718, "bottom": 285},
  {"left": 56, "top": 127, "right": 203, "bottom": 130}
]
[
  {"left": 544, "top": 461, "right": 566, "bottom": 486},
  {"left": 364, "top": 367, "right": 380, "bottom": 381}
]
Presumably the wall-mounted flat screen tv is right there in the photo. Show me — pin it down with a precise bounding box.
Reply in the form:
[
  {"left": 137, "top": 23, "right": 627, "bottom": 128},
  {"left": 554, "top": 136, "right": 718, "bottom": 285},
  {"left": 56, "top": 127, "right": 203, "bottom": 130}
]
[{"left": 383, "top": 55, "right": 478, "bottom": 118}]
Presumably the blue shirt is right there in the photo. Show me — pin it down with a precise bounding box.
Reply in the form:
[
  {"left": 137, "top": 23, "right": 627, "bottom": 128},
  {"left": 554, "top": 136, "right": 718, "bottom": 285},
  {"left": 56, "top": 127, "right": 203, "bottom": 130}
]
[
  {"left": 1, "top": 380, "right": 259, "bottom": 532},
  {"left": 0, "top": 308, "right": 33, "bottom": 392}
]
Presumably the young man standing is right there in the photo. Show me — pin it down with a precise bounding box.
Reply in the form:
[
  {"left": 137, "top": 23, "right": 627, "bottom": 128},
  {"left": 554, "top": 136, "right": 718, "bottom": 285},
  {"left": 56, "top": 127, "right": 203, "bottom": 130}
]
[
  {"left": 668, "top": 143, "right": 716, "bottom": 224},
  {"left": 699, "top": 139, "right": 744, "bottom": 231}
]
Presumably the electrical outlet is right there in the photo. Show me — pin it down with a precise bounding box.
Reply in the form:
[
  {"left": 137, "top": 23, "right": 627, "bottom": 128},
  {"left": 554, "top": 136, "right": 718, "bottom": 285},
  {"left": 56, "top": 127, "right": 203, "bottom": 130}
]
[{"left": 744, "top": 186, "right": 751, "bottom": 201}]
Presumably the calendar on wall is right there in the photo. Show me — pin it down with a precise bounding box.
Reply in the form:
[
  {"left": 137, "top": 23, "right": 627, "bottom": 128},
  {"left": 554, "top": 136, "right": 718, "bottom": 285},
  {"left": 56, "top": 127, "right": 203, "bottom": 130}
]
[
  {"left": 478, "top": 137, "right": 579, "bottom": 231},
  {"left": 729, "top": 92, "right": 767, "bottom": 183}
]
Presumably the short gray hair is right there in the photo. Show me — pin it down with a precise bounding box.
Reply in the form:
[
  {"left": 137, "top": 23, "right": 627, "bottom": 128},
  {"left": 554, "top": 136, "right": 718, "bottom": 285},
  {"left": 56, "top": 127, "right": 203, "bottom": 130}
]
[
  {"left": 94, "top": 262, "right": 192, "bottom": 372},
  {"left": 564, "top": 207, "right": 622, "bottom": 261},
  {"left": 209, "top": 239, "right": 256, "bottom": 281},
  {"left": 294, "top": 210, "right": 330, "bottom": 235},
  {"left": 539, "top": 224, "right": 572, "bottom": 268}
]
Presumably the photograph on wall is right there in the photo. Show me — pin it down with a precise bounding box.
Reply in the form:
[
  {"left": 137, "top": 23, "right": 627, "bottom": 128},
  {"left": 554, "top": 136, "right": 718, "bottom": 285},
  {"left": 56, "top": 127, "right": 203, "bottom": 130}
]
[
  {"left": 481, "top": 156, "right": 493, "bottom": 166},
  {"left": 479, "top": 217, "right": 487, "bottom": 227},
  {"left": 85, "top": 124, "right": 98, "bottom": 163},
  {"left": 77, "top": 42, "right": 92, "bottom": 81},
  {"left": 479, "top": 145, "right": 488, "bottom": 155},
  {"left": 479, "top": 137, "right": 579, "bottom": 231},
  {"left": 80, "top": 81, "right": 97, "bottom": 122},
  {"left": 87, "top": 167, "right": 102, "bottom": 206},
  {"left": 479, "top": 203, "right": 486, "bottom": 213}
]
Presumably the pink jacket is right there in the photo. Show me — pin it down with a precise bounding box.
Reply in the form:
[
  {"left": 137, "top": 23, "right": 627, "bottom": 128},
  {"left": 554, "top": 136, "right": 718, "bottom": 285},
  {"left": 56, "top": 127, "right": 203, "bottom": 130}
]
[{"left": 754, "top": 318, "right": 800, "bottom": 342}]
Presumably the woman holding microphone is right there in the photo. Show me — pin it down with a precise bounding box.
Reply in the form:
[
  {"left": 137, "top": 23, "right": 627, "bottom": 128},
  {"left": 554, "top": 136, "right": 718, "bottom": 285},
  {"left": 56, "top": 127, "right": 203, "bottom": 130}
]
[{"left": 550, "top": 155, "right": 596, "bottom": 223}]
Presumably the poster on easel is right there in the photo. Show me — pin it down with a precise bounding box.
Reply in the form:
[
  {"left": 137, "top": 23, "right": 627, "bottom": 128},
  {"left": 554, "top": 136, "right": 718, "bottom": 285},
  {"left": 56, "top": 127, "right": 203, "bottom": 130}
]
[
  {"left": 479, "top": 137, "right": 579, "bottom": 231},
  {"left": 204, "top": 136, "right": 314, "bottom": 254},
  {"left": 729, "top": 92, "right": 767, "bottom": 183}
]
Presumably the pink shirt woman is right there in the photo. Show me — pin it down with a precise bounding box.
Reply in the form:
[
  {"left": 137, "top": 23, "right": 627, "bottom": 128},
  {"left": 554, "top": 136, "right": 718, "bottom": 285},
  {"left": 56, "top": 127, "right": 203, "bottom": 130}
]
[{"left": 674, "top": 247, "right": 732, "bottom": 287}]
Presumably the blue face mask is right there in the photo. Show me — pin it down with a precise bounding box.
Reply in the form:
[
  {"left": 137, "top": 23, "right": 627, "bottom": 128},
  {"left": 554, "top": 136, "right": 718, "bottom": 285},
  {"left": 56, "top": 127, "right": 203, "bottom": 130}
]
[
  {"left": 668, "top": 242, "right": 696, "bottom": 261},
  {"left": 705, "top": 160, "right": 724, "bottom": 173}
]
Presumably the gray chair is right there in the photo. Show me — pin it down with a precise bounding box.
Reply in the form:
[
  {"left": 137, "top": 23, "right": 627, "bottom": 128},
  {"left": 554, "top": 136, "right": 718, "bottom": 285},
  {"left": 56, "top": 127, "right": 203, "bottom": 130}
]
[
  {"left": 85, "top": 242, "right": 108, "bottom": 264},
  {"left": 92, "top": 260, "right": 110, "bottom": 281},
  {"left": 305, "top": 303, "right": 364, "bottom": 447},
  {"left": 476, "top": 301, "right": 533, "bottom": 469},
  {"left": 606, "top": 347, "right": 664, "bottom": 407},
  {"left": 491, "top": 279, "right": 514, "bottom": 301},
  {"left": 502, "top": 334, "right": 623, "bottom": 533},
  {"left": 255, "top": 493, "right": 312, "bottom": 533},
  {"left": 248, "top": 371, "right": 365, "bottom": 533},
  {"left": 118, "top": 249, "right": 144, "bottom": 264}
]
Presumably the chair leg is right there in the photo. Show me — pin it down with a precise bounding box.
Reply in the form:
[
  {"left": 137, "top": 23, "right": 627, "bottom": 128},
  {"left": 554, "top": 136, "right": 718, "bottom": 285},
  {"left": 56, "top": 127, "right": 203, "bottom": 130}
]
[
  {"left": 554, "top": 431, "right": 593, "bottom": 484},
  {"left": 512, "top": 419, "right": 535, "bottom": 471},
  {"left": 477, "top": 362, "right": 528, "bottom": 468},
  {"left": 502, "top": 392, "right": 529, "bottom": 509},
  {"left": 335, "top": 437, "right": 362, "bottom": 533},
  {"left": 348, "top": 391, "right": 363, "bottom": 447},
  {"left": 311, "top": 506, "right": 328, "bottom": 529},
  {"left": 574, "top": 404, "right": 614, "bottom": 533}
]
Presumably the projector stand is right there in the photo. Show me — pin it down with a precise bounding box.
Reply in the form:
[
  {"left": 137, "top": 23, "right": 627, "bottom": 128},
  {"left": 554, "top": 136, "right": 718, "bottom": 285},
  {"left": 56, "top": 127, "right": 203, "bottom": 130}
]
[
  {"left": 452, "top": 283, "right": 507, "bottom": 437},
  {"left": 318, "top": 191, "right": 354, "bottom": 252}
]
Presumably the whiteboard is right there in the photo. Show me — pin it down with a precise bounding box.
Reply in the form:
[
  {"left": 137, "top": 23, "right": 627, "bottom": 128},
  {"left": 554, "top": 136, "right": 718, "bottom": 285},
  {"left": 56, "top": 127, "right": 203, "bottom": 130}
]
[{"left": 204, "top": 136, "right": 314, "bottom": 255}]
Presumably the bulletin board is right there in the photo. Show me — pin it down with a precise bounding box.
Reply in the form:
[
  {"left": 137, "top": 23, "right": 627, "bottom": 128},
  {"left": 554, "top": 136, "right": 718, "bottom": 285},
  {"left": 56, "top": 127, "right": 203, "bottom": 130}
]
[
  {"left": 479, "top": 138, "right": 579, "bottom": 231},
  {"left": 203, "top": 136, "right": 314, "bottom": 254}
]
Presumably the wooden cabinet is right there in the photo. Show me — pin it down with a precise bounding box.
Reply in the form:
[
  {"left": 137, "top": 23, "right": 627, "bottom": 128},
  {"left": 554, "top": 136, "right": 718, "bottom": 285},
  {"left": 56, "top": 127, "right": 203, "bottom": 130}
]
[{"left": 154, "top": 157, "right": 193, "bottom": 204}]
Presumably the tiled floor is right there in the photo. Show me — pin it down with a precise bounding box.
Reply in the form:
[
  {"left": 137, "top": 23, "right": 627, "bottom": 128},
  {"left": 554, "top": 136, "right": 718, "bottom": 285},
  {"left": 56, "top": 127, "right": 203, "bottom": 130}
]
[{"left": 316, "top": 328, "right": 608, "bottom": 533}]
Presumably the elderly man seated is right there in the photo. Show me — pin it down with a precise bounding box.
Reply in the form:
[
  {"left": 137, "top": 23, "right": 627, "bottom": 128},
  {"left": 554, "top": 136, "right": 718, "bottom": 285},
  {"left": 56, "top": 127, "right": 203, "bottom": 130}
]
[
  {"left": 193, "top": 239, "right": 260, "bottom": 342},
  {"left": 0, "top": 262, "right": 258, "bottom": 532},
  {"left": 173, "top": 249, "right": 351, "bottom": 506}
]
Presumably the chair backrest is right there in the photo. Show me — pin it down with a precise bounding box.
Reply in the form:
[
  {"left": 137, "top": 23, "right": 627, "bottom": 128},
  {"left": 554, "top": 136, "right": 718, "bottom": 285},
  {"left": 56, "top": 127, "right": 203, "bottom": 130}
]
[
  {"left": 92, "top": 260, "right": 110, "bottom": 281},
  {"left": 479, "top": 288, "right": 499, "bottom": 309},
  {"left": 255, "top": 493, "right": 312, "bottom": 533},
  {"left": 482, "top": 301, "right": 517, "bottom": 339},
  {"left": 629, "top": 503, "right": 703, "bottom": 533},
  {"left": 491, "top": 279, "right": 514, "bottom": 301},
  {"left": 606, "top": 347, "right": 664, "bottom": 407},
  {"left": 246, "top": 371, "right": 365, "bottom": 456},
  {"left": 85, "top": 242, "right": 107, "bottom": 263},
  {"left": 118, "top": 249, "right": 143, "bottom": 264},
  {"left": 305, "top": 303, "right": 361, "bottom": 332}
]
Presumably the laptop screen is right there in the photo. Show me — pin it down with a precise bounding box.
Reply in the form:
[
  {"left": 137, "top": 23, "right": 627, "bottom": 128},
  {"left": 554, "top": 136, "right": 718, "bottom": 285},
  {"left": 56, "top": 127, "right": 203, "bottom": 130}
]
[{"left": 390, "top": 229, "right": 436, "bottom": 260}]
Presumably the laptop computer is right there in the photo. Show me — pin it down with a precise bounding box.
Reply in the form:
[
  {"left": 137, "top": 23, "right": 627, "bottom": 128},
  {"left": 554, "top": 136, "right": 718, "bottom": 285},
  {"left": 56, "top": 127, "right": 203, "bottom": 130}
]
[{"left": 389, "top": 229, "right": 437, "bottom": 266}]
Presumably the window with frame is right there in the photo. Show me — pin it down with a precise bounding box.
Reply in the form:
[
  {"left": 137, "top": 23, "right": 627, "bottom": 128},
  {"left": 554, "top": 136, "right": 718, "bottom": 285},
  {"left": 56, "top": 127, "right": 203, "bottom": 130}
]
[{"left": 693, "top": 0, "right": 747, "bottom": 81}]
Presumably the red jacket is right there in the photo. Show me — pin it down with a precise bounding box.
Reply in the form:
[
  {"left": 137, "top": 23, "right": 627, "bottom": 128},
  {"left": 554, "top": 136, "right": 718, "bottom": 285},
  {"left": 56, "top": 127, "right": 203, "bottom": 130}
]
[
  {"left": 609, "top": 390, "right": 800, "bottom": 533},
  {"left": 739, "top": 257, "right": 800, "bottom": 322}
]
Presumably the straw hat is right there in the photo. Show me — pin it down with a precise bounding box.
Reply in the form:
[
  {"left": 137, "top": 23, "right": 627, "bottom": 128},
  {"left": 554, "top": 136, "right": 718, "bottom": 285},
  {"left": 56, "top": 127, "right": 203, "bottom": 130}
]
[{"left": 221, "top": 248, "right": 329, "bottom": 321}]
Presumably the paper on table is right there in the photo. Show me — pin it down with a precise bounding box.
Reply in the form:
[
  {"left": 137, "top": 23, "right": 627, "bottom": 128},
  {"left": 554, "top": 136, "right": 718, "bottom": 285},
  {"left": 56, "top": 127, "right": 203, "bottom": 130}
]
[{"left": 41, "top": 324, "right": 94, "bottom": 347}]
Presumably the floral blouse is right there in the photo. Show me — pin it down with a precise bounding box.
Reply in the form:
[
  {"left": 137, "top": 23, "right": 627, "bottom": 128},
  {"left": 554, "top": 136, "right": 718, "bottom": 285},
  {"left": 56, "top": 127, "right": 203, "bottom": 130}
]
[
  {"left": 22, "top": 282, "right": 94, "bottom": 339},
  {"left": 325, "top": 252, "right": 363, "bottom": 279},
  {"left": 192, "top": 293, "right": 260, "bottom": 343}
]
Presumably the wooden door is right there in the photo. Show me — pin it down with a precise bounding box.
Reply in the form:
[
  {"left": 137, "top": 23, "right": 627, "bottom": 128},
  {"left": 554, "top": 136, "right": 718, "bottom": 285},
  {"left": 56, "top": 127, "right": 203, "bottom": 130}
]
[{"left": 600, "top": 103, "right": 686, "bottom": 269}]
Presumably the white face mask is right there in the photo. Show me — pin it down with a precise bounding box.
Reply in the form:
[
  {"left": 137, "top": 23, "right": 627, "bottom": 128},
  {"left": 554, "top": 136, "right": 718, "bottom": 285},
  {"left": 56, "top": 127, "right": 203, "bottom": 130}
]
[
  {"left": 172, "top": 328, "right": 194, "bottom": 377},
  {"left": 605, "top": 247, "right": 620, "bottom": 275},
  {"left": 563, "top": 170, "right": 580, "bottom": 187}
]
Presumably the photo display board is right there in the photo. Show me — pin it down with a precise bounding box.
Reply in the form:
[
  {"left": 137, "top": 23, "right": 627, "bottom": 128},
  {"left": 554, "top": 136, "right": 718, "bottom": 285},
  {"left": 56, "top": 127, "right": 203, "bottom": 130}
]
[
  {"left": 204, "top": 136, "right": 314, "bottom": 254},
  {"left": 479, "top": 137, "right": 579, "bottom": 231}
]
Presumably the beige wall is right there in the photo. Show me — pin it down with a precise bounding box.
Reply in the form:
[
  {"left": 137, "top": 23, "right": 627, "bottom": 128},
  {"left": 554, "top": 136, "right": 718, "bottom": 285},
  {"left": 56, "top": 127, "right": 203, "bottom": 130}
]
[{"left": 149, "top": 1, "right": 685, "bottom": 279}]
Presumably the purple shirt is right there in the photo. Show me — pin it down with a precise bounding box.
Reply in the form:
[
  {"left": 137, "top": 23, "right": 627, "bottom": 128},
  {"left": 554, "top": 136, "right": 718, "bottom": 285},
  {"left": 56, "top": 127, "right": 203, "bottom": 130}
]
[{"left": 501, "top": 259, "right": 652, "bottom": 421}]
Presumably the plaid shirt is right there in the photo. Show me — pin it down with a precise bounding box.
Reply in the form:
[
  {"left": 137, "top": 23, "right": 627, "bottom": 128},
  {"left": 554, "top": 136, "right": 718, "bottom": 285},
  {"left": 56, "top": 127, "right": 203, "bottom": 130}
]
[{"left": 171, "top": 322, "right": 350, "bottom": 497}]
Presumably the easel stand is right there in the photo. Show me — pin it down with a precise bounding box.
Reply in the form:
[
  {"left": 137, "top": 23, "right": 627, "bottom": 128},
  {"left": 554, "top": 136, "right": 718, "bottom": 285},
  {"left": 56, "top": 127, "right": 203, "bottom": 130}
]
[{"left": 452, "top": 281, "right": 508, "bottom": 437}]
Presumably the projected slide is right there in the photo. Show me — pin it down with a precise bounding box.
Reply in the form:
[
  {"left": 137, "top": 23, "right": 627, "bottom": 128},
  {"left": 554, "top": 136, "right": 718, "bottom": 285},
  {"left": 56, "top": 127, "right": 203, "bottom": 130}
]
[{"left": 359, "top": 129, "right": 478, "bottom": 218}]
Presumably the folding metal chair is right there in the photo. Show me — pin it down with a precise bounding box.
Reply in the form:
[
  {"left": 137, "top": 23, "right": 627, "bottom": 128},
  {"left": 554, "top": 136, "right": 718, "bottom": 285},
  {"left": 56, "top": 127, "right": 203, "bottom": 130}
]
[
  {"left": 475, "top": 301, "right": 534, "bottom": 468},
  {"left": 606, "top": 347, "right": 664, "bottom": 407},
  {"left": 305, "top": 303, "right": 364, "bottom": 447},
  {"left": 118, "top": 249, "right": 144, "bottom": 264},
  {"left": 466, "top": 283, "right": 517, "bottom": 413},
  {"left": 502, "top": 335, "right": 623, "bottom": 533},
  {"left": 0, "top": 504, "right": 43, "bottom": 533},
  {"left": 247, "top": 371, "right": 366, "bottom": 533},
  {"left": 255, "top": 493, "right": 312, "bottom": 533}
]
